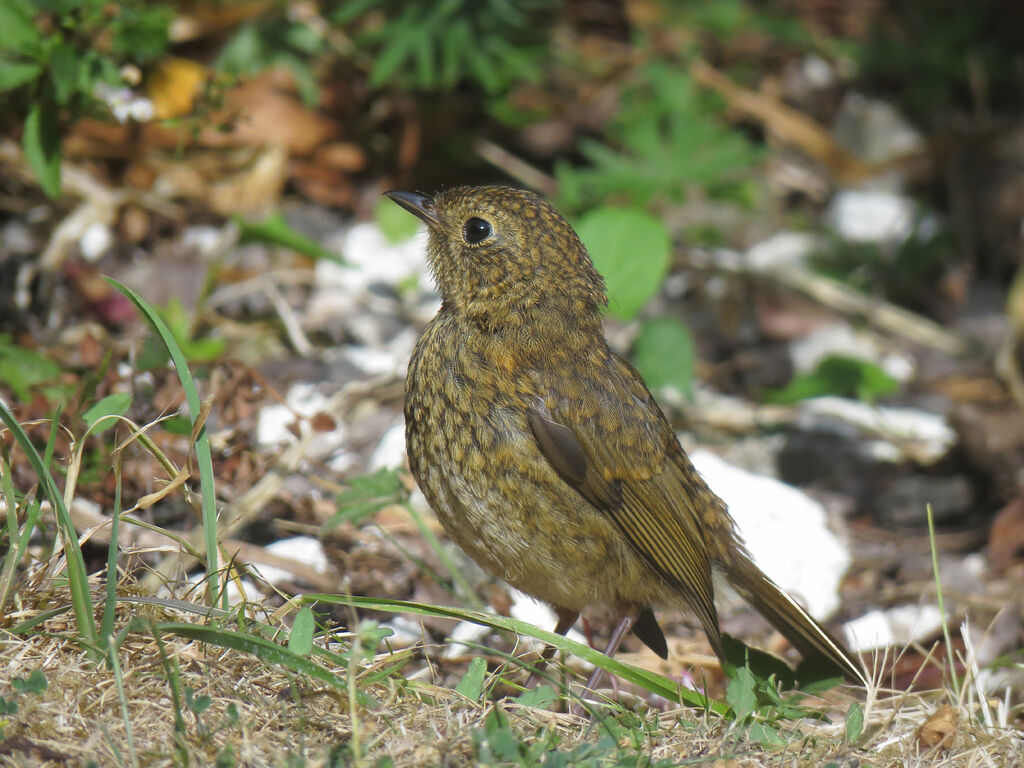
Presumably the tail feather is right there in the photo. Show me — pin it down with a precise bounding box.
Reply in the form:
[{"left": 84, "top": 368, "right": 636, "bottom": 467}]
[{"left": 726, "top": 556, "right": 868, "bottom": 686}]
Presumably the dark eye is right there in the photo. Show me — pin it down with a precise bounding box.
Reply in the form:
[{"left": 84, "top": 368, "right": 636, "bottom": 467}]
[{"left": 463, "top": 217, "right": 492, "bottom": 244}]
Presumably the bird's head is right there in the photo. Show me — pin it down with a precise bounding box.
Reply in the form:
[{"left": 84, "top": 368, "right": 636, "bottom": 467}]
[{"left": 385, "top": 186, "right": 607, "bottom": 331}]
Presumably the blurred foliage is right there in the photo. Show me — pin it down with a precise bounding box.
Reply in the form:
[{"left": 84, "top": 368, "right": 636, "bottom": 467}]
[
  {"left": 137, "top": 299, "right": 225, "bottom": 370},
  {"left": 856, "top": 0, "right": 1024, "bottom": 125},
  {"left": 811, "top": 226, "right": 954, "bottom": 316},
  {"left": 374, "top": 196, "right": 422, "bottom": 244},
  {"left": 216, "top": 15, "right": 327, "bottom": 106},
  {"left": 0, "top": 334, "right": 63, "bottom": 404},
  {"left": 331, "top": 0, "right": 554, "bottom": 94},
  {"left": 632, "top": 316, "right": 695, "bottom": 398},
  {"left": 556, "top": 62, "right": 763, "bottom": 212},
  {"left": 0, "top": 0, "right": 172, "bottom": 196},
  {"left": 765, "top": 355, "right": 901, "bottom": 404}
]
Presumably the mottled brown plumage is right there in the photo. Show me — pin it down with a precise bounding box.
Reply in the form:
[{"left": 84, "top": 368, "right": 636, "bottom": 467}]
[{"left": 387, "top": 185, "right": 866, "bottom": 688}]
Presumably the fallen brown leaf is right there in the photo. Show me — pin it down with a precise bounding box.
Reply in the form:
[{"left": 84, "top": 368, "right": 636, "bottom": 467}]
[{"left": 916, "top": 703, "right": 958, "bottom": 750}]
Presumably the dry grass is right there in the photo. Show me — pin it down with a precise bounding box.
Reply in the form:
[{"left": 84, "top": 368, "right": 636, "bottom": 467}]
[{"left": 0, "top": 577, "right": 1020, "bottom": 767}]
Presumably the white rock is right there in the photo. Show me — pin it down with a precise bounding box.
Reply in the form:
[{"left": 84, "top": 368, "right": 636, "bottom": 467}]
[
  {"left": 691, "top": 449, "right": 848, "bottom": 619},
  {"left": 181, "top": 225, "right": 228, "bottom": 258},
  {"left": 317, "top": 223, "right": 428, "bottom": 295},
  {"left": 826, "top": 190, "right": 916, "bottom": 244},
  {"left": 444, "top": 616, "right": 490, "bottom": 658},
  {"left": 255, "top": 383, "right": 346, "bottom": 459},
  {"left": 843, "top": 605, "right": 944, "bottom": 652},
  {"left": 833, "top": 93, "right": 924, "bottom": 164},
  {"left": 265, "top": 535, "right": 330, "bottom": 572},
  {"left": 745, "top": 231, "right": 823, "bottom": 271},
  {"left": 80, "top": 221, "right": 113, "bottom": 261},
  {"left": 797, "top": 396, "right": 956, "bottom": 464},
  {"left": 369, "top": 420, "right": 407, "bottom": 471}
]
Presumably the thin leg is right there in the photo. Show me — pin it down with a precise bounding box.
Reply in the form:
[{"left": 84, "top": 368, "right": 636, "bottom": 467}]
[
  {"left": 572, "top": 613, "right": 637, "bottom": 715},
  {"left": 525, "top": 607, "right": 579, "bottom": 688}
]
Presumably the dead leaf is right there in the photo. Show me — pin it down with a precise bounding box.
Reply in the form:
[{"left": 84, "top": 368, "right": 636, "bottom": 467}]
[
  {"left": 148, "top": 58, "right": 207, "bottom": 120},
  {"left": 989, "top": 489, "right": 1024, "bottom": 569},
  {"left": 917, "top": 704, "right": 958, "bottom": 749}
]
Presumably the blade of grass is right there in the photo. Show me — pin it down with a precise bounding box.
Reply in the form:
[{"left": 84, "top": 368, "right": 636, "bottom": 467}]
[
  {"left": 103, "top": 277, "right": 221, "bottom": 607},
  {"left": 0, "top": 444, "right": 24, "bottom": 613},
  {"left": 926, "top": 502, "right": 960, "bottom": 698},
  {"left": 0, "top": 402, "right": 98, "bottom": 649},
  {"left": 107, "top": 641, "right": 139, "bottom": 768},
  {"left": 153, "top": 620, "right": 347, "bottom": 689},
  {"left": 100, "top": 455, "right": 124, "bottom": 647},
  {"left": 300, "top": 593, "right": 724, "bottom": 712}
]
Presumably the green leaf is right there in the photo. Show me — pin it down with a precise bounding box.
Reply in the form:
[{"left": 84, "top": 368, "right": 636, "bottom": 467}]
[
  {"left": 82, "top": 393, "right": 132, "bottom": 434},
  {"left": 11, "top": 670, "right": 47, "bottom": 694},
  {"left": 23, "top": 96, "right": 62, "bottom": 199},
  {"left": 516, "top": 684, "right": 556, "bottom": 709},
  {"left": 748, "top": 721, "right": 787, "bottom": 747},
  {"left": 104, "top": 278, "right": 221, "bottom": 607},
  {"left": 575, "top": 207, "right": 670, "bottom": 319},
  {"left": 725, "top": 666, "right": 757, "bottom": 720},
  {"left": 154, "top": 622, "right": 345, "bottom": 689},
  {"left": 235, "top": 212, "right": 344, "bottom": 264},
  {"left": 48, "top": 43, "right": 80, "bottom": 105},
  {"left": 845, "top": 701, "right": 864, "bottom": 743},
  {"left": 376, "top": 196, "right": 421, "bottom": 244},
  {"left": 0, "top": 0, "right": 42, "bottom": 58},
  {"left": 185, "top": 687, "right": 211, "bottom": 714},
  {"left": 288, "top": 606, "right": 315, "bottom": 656},
  {"left": 632, "top": 316, "right": 694, "bottom": 396},
  {"left": 325, "top": 468, "right": 405, "bottom": 530},
  {"left": 301, "top": 594, "right": 725, "bottom": 713},
  {"left": 454, "top": 656, "right": 487, "bottom": 700},
  {"left": 0, "top": 336, "right": 61, "bottom": 403},
  {"left": 0, "top": 59, "right": 42, "bottom": 91},
  {"left": 764, "top": 355, "right": 901, "bottom": 404}
]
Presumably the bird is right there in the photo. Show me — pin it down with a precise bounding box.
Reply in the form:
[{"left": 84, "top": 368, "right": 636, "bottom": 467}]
[{"left": 385, "top": 185, "right": 867, "bottom": 696}]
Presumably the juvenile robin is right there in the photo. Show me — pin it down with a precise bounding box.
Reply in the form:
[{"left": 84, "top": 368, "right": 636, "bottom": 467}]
[{"left": 386, "top": 185, "right": 866, "bottom": 693}]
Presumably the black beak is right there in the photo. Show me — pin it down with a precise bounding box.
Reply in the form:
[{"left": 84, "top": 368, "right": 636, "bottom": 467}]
[{"left": 384, "top": 190, "right": 440, "bottom": 227}]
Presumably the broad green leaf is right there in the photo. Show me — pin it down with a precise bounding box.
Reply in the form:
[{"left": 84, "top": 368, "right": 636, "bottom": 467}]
[
  {"left": 576, "top": 207, "right": 670, "bottom": 320},
  {"left": 48, "top": 43, "right": 80, "bottom": 105},
  {"left": 846, "top": 701, "right": 864, "bottom": 743},
  {"left": 454, "top": 655, "right": 487, "bottom": 700},
  {"left": 235, "top": 212, "right": 344, "bottom": 264},
  {"left": 0, "top": 60, "right": 41, "bottom": 91},
  {"left": 23, "top": 97, "right": 62, "bottom": 199},
  {"left": 11, "top": 669, "right": 47, "bottom": 694},
  {"left": 376, "top": 196, "right": 422, "bottom": 244},
  {"left": 632, "top": 316, "right": 694, "bottom": 396},
  {"left": 0, "top": 336, "right": 60, "bottom": 403},
  {"left": 748, "top": 721, "right": 787, "bottom": 747},
  {"left": 725, "top": 666, "right": 757, "bottom": 720},
  {"left": 516, "top": 684, "right": 556, "bottom": 709},
  {"left": 288, "top": 606, "right": 315, "bottom": 656},
  {"left": 0, "top": 0, "right": 42, "bottom": 58},
  {"left": 765, "top": 355, "right": 900, "bottom": 404},
  {"left": 82, "top": 392, "right": 132, "bottom": 434}
]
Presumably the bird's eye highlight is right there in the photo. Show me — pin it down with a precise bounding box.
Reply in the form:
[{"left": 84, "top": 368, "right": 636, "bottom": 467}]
[{"left": 463, "top": 217, "right": 492, "bottom": 244}]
